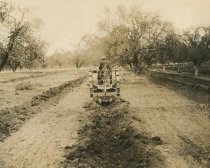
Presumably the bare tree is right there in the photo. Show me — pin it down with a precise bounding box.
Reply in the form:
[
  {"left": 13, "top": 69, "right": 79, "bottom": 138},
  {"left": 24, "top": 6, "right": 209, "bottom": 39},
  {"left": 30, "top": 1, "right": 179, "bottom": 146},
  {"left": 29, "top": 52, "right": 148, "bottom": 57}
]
[
  {"left": 74, "top": 56, "right": 83, "bottom": 70},
  {"left": 71, "top": 49, "right": 84, "bottom": 70}
]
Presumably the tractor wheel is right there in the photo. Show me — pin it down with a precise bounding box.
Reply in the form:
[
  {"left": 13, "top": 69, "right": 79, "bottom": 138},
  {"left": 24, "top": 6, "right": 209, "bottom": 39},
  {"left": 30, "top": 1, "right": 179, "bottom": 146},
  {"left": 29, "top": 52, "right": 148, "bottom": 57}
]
[
  {"left": 117, "top": 88, "right": 120, "bottom": 96},
  {"left": 90, "top": 88, "right": 93, "bottom": 97}
]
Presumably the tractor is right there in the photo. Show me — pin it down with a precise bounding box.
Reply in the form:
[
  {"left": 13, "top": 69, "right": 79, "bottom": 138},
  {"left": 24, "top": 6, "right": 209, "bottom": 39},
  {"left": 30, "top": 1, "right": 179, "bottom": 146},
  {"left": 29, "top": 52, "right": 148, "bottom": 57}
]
[{"left": 89, "top": 58, "right": 120, "bottom": 104}]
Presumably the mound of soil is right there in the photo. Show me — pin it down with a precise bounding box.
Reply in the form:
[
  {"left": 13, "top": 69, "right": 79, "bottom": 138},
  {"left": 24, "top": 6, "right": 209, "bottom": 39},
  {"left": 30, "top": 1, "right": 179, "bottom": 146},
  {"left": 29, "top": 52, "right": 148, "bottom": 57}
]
[
  {"left": 0, "top": 76, "right": 86, "bottom": 141},
  {"left": 179, "top": 135, "right": 210, "bottom": 163},
  {"left": 31, "top": 77, "right": 85, "bottom": 106},
  {"left": 149, "top": 71, "right": 209, "bottom": 104},
  {"left": 62, "top": 100, "right": 164, "bottom": 168}
]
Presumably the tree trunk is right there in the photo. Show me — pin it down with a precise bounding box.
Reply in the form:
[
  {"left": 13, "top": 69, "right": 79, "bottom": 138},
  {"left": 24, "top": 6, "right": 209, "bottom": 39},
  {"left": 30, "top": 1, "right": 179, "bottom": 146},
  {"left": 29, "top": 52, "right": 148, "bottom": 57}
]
[
  {"left": 133, "top": 54, "right": 139, "bottom": 74},
  {"left": 194, "top": 66, "right": 199, "bottom": 76},
  {"left": 132, "top": 66, "right": 136, "bottom": 83},
  {"left": 0, "top": 41, "right": 15, "bottom": 72},
  {"left": 0, "top": 26, "right": 23, "bottom": 72},
  {"left": 208, "top": 87, "right": 210, "bottom": 118},
  {"left": 0, "top": 53, "right": 9, "bottom": 72},
  {"left": 10, "top": 62, "right": 19, "bottom": 72},
  {"left": 162, "top": 65, "right": 166, "bottom": 71}
]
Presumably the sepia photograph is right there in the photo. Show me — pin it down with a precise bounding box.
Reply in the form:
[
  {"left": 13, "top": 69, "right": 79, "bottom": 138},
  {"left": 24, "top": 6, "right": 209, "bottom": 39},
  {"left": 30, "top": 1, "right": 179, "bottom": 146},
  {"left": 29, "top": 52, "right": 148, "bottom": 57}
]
[{"left": 0, "top": 0, "right": 210, "bottom": 167}]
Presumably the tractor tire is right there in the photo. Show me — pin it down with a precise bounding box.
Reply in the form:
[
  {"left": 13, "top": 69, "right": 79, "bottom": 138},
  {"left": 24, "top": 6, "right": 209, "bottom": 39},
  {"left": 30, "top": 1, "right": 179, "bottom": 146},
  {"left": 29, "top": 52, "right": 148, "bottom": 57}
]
[
  {"left": 117, "top": 88, "right": 120, "bottom": 96},
  {"left": 90, "top": 88, "right": 93, "bottom": 97}
]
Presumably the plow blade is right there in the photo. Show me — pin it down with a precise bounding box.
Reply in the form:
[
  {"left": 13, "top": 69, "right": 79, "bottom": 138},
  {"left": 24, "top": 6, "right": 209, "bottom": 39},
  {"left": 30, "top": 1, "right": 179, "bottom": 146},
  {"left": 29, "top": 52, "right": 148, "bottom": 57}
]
[{"left": 97, "top": 96, "right": 114, "bottom": 106}]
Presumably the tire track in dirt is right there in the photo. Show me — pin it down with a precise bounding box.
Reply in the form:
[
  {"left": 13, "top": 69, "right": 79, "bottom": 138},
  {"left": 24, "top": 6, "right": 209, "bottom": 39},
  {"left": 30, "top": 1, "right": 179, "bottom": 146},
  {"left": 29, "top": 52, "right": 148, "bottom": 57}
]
[
  {"left": 0, "top": 76, "right": 86, "bottom": 141},
  {"left": 156, "top": 112, "right": 210, "bottom": 164},
  {"left": 62, "top": 100, "right": 165, "bottom": 168}
]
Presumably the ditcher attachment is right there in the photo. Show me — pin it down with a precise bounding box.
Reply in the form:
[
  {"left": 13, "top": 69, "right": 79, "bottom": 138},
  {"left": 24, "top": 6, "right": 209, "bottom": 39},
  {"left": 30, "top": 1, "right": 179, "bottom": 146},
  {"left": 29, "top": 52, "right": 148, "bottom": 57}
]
[{"left": 97, "top": 95, "right": 114, "bottom": 106}]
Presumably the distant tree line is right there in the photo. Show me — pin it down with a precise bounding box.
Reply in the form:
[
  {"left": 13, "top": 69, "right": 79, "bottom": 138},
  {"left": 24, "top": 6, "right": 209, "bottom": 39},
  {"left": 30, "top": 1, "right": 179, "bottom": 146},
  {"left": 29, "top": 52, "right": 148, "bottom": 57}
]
[
  {"left": 43, "top": 48, "right": 87, "bottom": 69},
  {"left": 43, "top": 50, "right": 74, "bottom": 69},
  {"left": 0, "top": 1, "right": 46, "bottom": 72},
  {"left": 79, "top": 5, "right": 210, "bottom": 76},
  {"left": 4, "top": 2, "right": 209, "bottom": 75}
]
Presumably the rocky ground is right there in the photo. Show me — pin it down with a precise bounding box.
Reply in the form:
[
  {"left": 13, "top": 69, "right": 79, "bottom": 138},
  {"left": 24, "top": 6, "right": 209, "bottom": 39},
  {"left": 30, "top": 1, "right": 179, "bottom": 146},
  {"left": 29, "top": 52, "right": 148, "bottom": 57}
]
[{"left": 0, "top": 70, "right": 209, "bottom": 168}]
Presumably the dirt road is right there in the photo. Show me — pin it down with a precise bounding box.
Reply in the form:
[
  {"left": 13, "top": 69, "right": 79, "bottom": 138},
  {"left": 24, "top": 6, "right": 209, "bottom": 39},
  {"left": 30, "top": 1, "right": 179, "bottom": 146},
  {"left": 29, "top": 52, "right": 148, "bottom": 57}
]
[{"left": 0, "top": 72, "right": 209, "bottom": 168}]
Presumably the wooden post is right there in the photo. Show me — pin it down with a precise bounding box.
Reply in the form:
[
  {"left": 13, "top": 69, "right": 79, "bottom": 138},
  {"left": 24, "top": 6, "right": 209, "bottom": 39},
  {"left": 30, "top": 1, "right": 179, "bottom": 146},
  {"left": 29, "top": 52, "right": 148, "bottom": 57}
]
[{"left": 208, "top": 87, "right": 210, "bottom": 118}]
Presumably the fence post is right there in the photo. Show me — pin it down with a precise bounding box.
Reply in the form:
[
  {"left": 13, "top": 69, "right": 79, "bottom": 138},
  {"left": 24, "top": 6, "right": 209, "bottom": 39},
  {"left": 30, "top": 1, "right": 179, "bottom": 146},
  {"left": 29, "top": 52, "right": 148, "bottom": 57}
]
[{"left": 208, "top": 87, "right": 210, "bottom": 119}]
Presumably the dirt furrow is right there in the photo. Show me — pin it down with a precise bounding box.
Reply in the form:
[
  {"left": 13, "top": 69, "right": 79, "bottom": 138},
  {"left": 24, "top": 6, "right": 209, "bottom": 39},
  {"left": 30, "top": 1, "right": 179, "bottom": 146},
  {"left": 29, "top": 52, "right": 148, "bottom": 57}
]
[
  {"left": 121, "top": 74, "right": 210, "bottom": 167},
  {"left": 0, "top": 70, "right": 69, "bottom": 84},
  {"left": 0, "top": 76, "right": 86, "bottom": 141},
  {"left": 0, "top": 79, "right": 90, "bottom": 168},
  {"left": 62, "top": 100, "right": 164, "bottom": 168},
  {"left": 1, "top": 71, "right": 209, "bottom": 168}
]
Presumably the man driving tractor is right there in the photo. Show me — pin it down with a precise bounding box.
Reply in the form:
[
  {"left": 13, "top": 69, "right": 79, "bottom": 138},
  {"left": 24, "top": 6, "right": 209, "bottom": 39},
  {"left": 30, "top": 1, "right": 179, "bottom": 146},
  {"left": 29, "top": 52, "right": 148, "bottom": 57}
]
[
  {"left": 88, "top": 57, "right": 120, "bottom": 104},
  {"left": 98, "top": 57, "right": 112, "bottom": 85}
]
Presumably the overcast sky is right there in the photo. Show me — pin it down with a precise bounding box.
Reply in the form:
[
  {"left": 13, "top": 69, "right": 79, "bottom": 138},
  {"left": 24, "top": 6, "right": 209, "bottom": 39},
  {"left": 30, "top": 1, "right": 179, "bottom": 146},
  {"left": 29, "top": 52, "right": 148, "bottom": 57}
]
[{"left": 17, "top": 0, "right": 210, "bottom": 55}]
